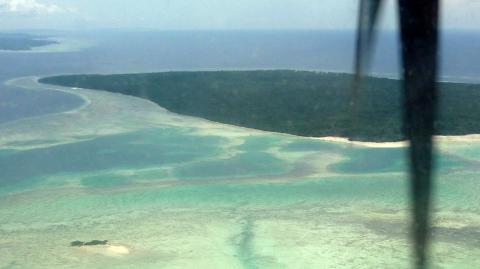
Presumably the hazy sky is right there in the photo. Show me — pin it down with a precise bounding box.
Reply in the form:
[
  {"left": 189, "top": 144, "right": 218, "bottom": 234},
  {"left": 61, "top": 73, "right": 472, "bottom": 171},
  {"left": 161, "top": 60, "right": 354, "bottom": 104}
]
[{"left": 0, "top": 0, "right": 479, "bottom": 31}]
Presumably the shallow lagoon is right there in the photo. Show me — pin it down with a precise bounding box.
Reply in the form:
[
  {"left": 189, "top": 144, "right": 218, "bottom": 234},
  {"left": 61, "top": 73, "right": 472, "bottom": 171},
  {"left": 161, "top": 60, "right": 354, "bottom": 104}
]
[{"left": 0, "top": 79, "right": 479, "bottom": 269}]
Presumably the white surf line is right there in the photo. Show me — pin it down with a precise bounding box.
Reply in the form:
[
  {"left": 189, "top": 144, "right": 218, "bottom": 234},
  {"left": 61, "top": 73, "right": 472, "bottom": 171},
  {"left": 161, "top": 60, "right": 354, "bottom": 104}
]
[
  {"left": 34, "top": 77, "right": 92, "bottom": 114},
  {"left": 1, "top": 76, "right": 92, "bottom": 127}
]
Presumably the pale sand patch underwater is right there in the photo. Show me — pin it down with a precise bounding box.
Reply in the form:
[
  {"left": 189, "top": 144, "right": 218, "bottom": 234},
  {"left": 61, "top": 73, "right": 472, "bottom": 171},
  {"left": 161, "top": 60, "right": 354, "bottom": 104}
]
[{"left": 76, "top": 244, "right": 131, "bottom": 257}]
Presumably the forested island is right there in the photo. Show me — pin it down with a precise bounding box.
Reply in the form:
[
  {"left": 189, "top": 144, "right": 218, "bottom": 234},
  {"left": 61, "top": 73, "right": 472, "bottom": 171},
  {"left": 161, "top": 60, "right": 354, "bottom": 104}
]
[
  {"left": 0, "top": 33, "right": 57, "bottom": 51},
  {"left": 40, "top": 70, "right": 480, "bottom": 142}
]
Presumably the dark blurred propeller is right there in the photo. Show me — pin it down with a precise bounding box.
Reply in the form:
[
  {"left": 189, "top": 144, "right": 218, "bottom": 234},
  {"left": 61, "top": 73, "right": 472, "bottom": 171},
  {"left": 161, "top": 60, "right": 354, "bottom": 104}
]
[{"left": 353, "top": 1, "right": 440, "bottom": 268}]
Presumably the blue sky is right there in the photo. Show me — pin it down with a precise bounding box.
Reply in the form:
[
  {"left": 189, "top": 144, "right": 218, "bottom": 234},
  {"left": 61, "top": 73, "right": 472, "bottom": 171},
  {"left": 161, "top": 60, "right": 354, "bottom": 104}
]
[{"left": 0, "top": 0, "right": 479, "bottom": 31}]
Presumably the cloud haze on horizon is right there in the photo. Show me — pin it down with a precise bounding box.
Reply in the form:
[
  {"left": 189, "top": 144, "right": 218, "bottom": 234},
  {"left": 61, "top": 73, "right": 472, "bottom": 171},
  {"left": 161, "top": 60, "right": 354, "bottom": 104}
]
[{"left": 0, "top": 0, "right": 479, "bottom": 31}]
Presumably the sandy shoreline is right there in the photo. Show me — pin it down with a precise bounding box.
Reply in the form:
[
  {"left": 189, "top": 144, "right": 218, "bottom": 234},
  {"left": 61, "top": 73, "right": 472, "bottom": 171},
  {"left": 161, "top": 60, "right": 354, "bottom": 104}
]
[
  {"left": 316, "top": 134, "right": 480, "bottom": 148},
  {"left": 315, "top": 136, "right": 408, "bottom": 148}
]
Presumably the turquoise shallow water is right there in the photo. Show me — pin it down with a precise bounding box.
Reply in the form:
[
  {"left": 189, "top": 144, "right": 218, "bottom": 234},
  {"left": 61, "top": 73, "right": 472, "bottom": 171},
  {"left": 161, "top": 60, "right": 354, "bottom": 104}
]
[{"left": 0, "top": 80, "right": 479, "bottom": 269}]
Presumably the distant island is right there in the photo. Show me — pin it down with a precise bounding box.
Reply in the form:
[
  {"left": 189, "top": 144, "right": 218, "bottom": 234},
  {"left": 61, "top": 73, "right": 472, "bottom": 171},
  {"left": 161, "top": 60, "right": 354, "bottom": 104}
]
[
  {"left": 40, "top": 70, "right": 480, "bottom": 142},
  {"left": 0, "top": 33, "right": 58, "bottom": 51}
]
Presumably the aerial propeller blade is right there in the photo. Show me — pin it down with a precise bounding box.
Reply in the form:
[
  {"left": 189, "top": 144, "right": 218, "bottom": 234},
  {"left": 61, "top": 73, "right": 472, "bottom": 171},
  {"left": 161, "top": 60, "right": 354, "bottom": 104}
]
[
  {"left": 354, "top": 1, "right": 440, "bottom": 268},
  {"left": 398, "top": 1, "right": 440, "bottom": 268},
  {"left": 351, "top": 0, "right": 383, "bottom": 138}
]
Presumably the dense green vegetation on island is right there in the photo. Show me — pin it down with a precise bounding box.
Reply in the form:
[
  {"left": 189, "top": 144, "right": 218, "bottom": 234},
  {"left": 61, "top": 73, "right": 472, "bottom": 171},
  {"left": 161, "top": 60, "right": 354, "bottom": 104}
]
[
  {"left": 0, "top": 33, "right": 57, "bottom": 51},
  {"left": 40, "top": 70, "right": 480, "bottom": 142}
]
